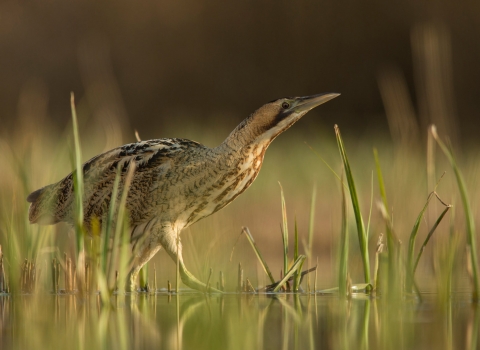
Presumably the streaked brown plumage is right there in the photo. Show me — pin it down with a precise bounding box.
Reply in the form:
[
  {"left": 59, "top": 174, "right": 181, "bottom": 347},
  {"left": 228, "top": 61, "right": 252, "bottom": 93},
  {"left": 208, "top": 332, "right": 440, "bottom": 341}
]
[{"left": 27, "top": 93, "right": 339, "bottom": 292}]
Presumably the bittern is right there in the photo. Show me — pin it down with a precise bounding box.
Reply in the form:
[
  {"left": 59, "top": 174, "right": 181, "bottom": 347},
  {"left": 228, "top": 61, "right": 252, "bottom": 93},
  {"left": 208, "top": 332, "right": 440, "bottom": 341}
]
[{"left": 27, "top": 93, "right": 339, "bottom": 292}]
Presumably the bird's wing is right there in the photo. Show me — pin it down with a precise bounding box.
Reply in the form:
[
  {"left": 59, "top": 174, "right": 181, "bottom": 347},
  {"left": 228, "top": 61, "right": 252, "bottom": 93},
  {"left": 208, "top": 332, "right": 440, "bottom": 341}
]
[
  {"left": 83, "top": 138, "right": 209, "bottom": 221},
  {"left": 83, "top": 138, "right": 200, "bottom": 178},
  {"left": 28, "top": 138, "right": 206, "bottom": 225}
]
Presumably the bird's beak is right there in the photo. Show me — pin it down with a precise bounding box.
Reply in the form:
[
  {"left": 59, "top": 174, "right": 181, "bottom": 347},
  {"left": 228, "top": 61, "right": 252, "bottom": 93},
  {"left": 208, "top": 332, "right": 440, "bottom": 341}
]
[{"left": 295, "top": 92, "right": 340, "bottom": 113}]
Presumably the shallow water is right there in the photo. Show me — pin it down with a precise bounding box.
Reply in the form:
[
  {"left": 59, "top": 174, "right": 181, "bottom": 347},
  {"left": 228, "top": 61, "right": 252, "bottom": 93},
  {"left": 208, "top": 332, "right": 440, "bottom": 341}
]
[{"left": 1, "top": 291, "right": 479, "bottom": 350}]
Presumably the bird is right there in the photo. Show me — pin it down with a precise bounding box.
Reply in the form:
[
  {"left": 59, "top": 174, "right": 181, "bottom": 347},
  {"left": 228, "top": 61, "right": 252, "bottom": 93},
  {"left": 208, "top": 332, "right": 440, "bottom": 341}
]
[{"left": 27, "top": 92, "right": 339, "bottom": 292}]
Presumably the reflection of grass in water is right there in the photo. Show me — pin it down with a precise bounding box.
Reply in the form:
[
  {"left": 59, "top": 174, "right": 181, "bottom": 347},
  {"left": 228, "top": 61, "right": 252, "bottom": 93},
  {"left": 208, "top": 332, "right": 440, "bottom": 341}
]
[{"left": 1, "top": 293, "right": 480, "bottom": 349}]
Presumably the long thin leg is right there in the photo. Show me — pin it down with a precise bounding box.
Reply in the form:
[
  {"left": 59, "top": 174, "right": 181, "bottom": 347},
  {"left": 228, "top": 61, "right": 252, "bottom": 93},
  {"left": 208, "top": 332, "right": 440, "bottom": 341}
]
[
  {"left": 127, "top": 242, "right": 162, "bottom": 292},
  {"left": 157, "top": 225, "right": 222, "bottom": 293}
]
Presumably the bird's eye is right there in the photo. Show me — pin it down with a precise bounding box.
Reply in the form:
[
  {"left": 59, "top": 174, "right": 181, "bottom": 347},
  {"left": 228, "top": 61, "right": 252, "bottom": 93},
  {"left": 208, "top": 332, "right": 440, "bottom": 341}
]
[{"left": 281, "top": 102, "right": 290, "bottom": 109}]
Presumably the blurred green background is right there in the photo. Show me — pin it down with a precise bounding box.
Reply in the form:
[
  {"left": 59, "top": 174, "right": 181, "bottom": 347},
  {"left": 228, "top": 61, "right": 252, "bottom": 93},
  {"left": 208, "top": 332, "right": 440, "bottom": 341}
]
[{"left": 0, "top": 0, "right": 479, "bottom": 140}]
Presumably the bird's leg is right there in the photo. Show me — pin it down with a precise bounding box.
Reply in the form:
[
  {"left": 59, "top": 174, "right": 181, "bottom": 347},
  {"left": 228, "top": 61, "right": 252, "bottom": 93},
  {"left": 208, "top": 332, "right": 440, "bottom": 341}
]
[
  {"left": 127, "top": 243, "right": 162, "bottom": 292},
  {"left": 160, "top": 226, "right": 222, "bottom": 293}
]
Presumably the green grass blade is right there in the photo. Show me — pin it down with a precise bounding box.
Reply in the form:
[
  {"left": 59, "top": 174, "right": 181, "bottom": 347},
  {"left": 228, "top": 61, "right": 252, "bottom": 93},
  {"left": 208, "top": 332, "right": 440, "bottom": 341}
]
[
  {"left": 103, "top": 166, "right": 122, "bottom": 273},
  {"left": 373, "top": 148, "right": 388, "bottom": 210},
  {"left": 279, "top": 182, "right": 289, "bottom": 279},
  {"left": 366, "top": 171, "right": 374, "bottom": 239},
  {"left": 118, "top": 214, "right": 132, "bottom": 294},
  {"left": 70, "top": 93, "right": 84, "bottom": 253},
  {"left": 307, "top": 185, "right": 316, "bottom": 261},
  {"left": 293, "top": 260, "right": 305, "bottom": 292},
  {"left": 373, "top": 233, "right": 385, "bottom": 291},
  {"left": 446, "top": 206, "right": 458, "bottom": 300},
  {"left": 70, "top": 93, "right": 88, "bottom": 293},
  {"left": 108, "top": 162, "right": 136, "bottom": 289},
  {"left": 335, "top": 125, "right": 370, "bottom": 285},
  {"left": 432, "top": 125, "right": 480, "bottom": 301},
  {"left": 373, "top": 148, "right": 400, "bottom": 277},
  {"left": 373, "top": 148, "right": 394, "bottom": 249},
  {"left": 293, "top": 217, "right": 299, "bottom": 291},
  {"left": 294, "top": 217, "right": 299, "bottom": 262},
  {"left": 242, "top": 227, "right": 275, "bottom": 284},
  {"left": 339, "top": 173, "right": 349, "bottom": 297},
  {"left": 96, "top": 267, "right": 110, "bottom": 304}
]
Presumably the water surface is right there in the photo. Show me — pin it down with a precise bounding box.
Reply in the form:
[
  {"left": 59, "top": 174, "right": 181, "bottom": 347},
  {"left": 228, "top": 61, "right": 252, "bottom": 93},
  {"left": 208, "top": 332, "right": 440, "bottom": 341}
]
[{"left": 1, "top": 292, "right": 478, "bottom": 349}]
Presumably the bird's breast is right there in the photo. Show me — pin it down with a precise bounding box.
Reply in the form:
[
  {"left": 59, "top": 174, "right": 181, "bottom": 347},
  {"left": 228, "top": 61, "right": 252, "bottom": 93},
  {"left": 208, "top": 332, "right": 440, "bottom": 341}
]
[{"left": 181, "top": 144, "right": 267, "bottom": 227}]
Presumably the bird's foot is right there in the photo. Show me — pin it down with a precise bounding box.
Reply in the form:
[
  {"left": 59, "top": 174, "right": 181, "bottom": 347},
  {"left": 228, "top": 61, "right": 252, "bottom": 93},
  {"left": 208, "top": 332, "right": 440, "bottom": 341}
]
[
  {"left": 126, "top": 264, "right": 223, "bottom": 293},
  {"left": 125, "top": 271, "right": 140, "bottom": 293},
  {"left": 179, "top": 265, "right": 223, "bottom": 293}
]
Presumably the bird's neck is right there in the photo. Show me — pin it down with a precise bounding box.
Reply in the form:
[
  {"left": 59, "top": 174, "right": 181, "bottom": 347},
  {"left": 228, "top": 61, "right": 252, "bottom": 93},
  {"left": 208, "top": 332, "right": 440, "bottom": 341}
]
[{"left": 218, "top": 117, "right": 273, "bottom": 153}]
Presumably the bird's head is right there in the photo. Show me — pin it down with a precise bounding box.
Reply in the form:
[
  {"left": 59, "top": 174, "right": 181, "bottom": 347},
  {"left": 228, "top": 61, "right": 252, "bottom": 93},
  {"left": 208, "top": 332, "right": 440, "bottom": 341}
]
[
  {"left": 244, "top": 92, "right": 340, "bottom": 145},
  {"left": 222, "top": 93, "right": 340, "bottom": 150}
]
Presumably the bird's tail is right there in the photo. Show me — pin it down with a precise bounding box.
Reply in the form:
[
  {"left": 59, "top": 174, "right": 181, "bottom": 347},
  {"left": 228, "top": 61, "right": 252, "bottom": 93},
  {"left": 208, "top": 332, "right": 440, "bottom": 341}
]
[{"left": 27, "top": 184, "right": 62, "bottom": 225}]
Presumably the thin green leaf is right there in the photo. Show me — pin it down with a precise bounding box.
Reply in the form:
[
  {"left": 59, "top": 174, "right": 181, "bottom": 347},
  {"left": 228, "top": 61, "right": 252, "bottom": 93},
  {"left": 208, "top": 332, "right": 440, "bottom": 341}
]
[
  {"left": 307, "top": 185, "right": 316, "bottom": 260},
  {"left": 242, "top": 227, "right": 275, "bottom": 284},
  {"left": 374, "top": 147, "right": 405, "bottom": 297},
  {"left": 366, "top": 171, "right": 374, "bottom": 239},
  {"left": 70, "top": 93, "right": 84, "bottom": 253},
  {"left": 102, "top": 166, "right": 121, "bottom": 273},
  {"left": 278, "top": 182, "right": 289, "bottom": 279},
  {"left": 108, "top": 162, "right": 136, "bottom": 289},
  {"left": 339, "top": 172, "right": 349, "bottom": 297},
  {"left": 335, "top": 125, "right": 370, "bottom": 286},
  {"left": 293, "top": 218, "right": 299, "bottom": 291}
]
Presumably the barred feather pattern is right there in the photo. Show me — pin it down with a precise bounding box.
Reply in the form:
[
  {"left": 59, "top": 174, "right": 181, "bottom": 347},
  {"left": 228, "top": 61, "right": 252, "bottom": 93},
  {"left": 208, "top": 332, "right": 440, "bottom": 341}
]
[{"left": 28, "top": 135, "right": 270, "bottom": 242}]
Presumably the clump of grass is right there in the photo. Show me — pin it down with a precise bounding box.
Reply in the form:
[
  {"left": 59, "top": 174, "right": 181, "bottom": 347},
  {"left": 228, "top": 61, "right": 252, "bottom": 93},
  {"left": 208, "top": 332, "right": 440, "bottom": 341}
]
[
  {"left": 70, "top": 95, "right": 144, "bottom": 297},
  {"left": 12, "top": 94, "right": 140, "bottom": 299},
  {"left": 306, "top": 127, "right": 455, "bottom": 299},
  {"left": 239, "top": 185, "right": 317, "bottom": 293}
]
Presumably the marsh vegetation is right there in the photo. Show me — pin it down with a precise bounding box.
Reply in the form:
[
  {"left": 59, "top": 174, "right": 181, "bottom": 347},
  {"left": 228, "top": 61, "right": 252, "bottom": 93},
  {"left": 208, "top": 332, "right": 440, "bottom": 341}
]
[{"left": 1, "top": 94, "right": 480, "bottom": 349}]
